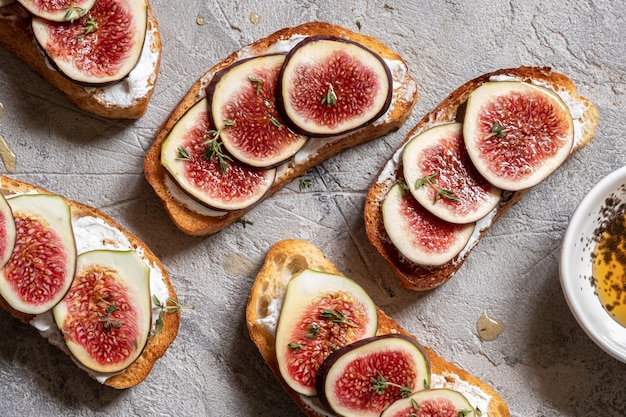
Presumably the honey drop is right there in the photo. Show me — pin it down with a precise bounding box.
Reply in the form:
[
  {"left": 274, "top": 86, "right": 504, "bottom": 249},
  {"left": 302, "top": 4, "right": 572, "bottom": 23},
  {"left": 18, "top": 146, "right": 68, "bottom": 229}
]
[{"left": 476, "top": 310, "right": 504, "bottom": 341}]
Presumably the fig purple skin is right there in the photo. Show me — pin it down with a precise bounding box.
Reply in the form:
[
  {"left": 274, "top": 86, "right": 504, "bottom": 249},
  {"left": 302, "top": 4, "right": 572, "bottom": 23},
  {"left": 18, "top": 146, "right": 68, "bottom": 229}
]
[{"left": 276, "top": 35, "right": 393, "bottom": 138}]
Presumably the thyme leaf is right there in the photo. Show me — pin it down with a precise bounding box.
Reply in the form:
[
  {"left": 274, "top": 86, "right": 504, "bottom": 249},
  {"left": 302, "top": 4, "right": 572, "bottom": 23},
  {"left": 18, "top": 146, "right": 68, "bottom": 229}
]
[
  {"left": 99, "top": 297, "right": 122, "bottom": 331},
  {"left": 202, "top": 120, "right": 235, "bottom": 173},
  {"left": 320, "top": 309, "right": 357, "bottom": 327},
  {"left": 248, "top": 76, "right": 264, "bottom": 95},
  {"left": 414, "top": 171, "right": 459, "bottom": 204},
  {"left": 176, "top": 146, "right": 191, "bottom": 160},
  {"left": 321, "top": 83, "right": 337, "bottom": 107},
  {"left": 370, "top": 372, "right": 412, "bottom": 398},
  {"left": 64, "top": 6, "right": 87, "bottom": 22},
  {"left": 304, "top": 324, "right": 320, "bottom": 338},
  {"left": 237, "top": 217, "right": 254, "bottom": 228},
  {"left": 356, "top": 20, "right": 362, "bottom": 30},
  {"left": 299, "top": 178, "right": 312, "bottom": 190},
  {"left": 269, "top": 116, "right": 283, "bottom": 128},
  {"left": 485, "top": 120, "right": 509, "bottom": 139},
  {"left": 152, "top": 296, "right": 195, "bottom": 336},
  {"left": 288, "top": 342, "right": 301, "bottom": 350}
]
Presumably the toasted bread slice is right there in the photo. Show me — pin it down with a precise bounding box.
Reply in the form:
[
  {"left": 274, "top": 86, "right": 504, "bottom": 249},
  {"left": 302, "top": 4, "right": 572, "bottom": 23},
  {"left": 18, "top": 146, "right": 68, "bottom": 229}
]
[
  {"left": 0, "top": 0, "right": 161, "bottom": 119},
  {"left": 144, "top": 21, "right": 418, "bottom": 236},
  {"left": 364, "top": 67, "right": 599, "bottom": 290},
  {"left": 0, "top": 174, "right": 179, "bottom": 388},
  {"left": 246, "top": 239, "right": 510, "bottom": 416}
]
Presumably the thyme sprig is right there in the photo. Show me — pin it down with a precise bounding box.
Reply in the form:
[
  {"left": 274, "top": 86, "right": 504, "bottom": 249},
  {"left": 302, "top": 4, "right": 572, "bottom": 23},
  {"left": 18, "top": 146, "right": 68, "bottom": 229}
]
[
  {"left": 320, "top": 309, "right": 357, "bottom": 327},
  {"left": 299, "top": 178, "right": 312, "bottom": 190},
  {"left": 414, "top": 171, "right": 459, "bottom": 204},
  {"left": 237, "top": 217, "right": 254, "bottom": 228},
  {"left": 80, "top": 17, "right": 98, "bottom": 37},
  {"left": 370, "top": 371, "right": 412, "bottom": 398},
  {"left": 321, "top": 83, "right": 337, "bottom": 107},
  {"left": 99, "top": 295, "right": 122, "bottom": 331},
  {"left": 304, "top": 323, "right": 320, "bottom": 338},
  {"left": 64, "top": 6, "right": 87, "bottom": 22},
  {"left": 176, "top": 146, "right": 191, "bottom": 160},
  {"left": 203, "top": 119, "right": 235, "bottom": 173},
  {"left": 152, "top": 296, "right": 195, "bottom": 335},
  {"left": 248, "top": 77, "right": 264, "bottom": 95},
  {"left": 485, "top": 120, "right": 509, "bottom": 139}
]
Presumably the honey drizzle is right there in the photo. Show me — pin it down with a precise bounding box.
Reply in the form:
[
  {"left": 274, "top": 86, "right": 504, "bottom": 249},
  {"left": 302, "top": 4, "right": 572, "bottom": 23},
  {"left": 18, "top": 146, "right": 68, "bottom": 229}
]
[{"left": 0, "top": 104, "right": 16, "bottom": 173}]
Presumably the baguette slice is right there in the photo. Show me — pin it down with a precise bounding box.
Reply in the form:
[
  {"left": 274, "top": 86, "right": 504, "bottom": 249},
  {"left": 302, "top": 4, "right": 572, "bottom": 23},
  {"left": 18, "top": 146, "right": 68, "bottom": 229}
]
[
  {"left": 0, "top": 174, "right": 180, "bottom": 389},
  {"left": 144, "top": 21, "right": 418, "bottom": 236},
  {"left": 246, "top": 239, "right": 510, "bottom": 417},
  {"left": 0, "top": 0, "right": 161, "bottom": 119},
  {"left": 365, "top": 66, "right": 599, "bottom": 290}
]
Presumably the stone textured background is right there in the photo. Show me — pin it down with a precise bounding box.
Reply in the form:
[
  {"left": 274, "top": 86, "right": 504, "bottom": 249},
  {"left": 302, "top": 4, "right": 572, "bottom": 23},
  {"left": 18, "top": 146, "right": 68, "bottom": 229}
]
[{"left": 1, "top": 0, "right": 625, "bottom": 416}]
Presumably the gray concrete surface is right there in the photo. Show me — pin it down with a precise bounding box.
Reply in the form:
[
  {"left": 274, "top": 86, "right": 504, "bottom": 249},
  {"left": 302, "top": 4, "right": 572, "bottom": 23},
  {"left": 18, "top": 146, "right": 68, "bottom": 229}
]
[{"left": 1, "top": 0, "right": 625, "bottom": 416}]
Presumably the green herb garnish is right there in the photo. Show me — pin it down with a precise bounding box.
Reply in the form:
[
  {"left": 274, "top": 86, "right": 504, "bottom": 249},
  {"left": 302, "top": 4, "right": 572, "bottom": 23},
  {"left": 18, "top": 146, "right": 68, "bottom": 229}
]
[
  {"left": 304, "top": 324, "right": 320, "bottom": 338},
  {"left": 486, "top": 120, "right": 509, "bottom": 139},
  {"left": 299, "top": 178, "right": 312, "bottom": 190},
  {"left": 237, "top": 217, "right": 254, "bottom": 228},
  {"left": 320, "top": 309, "right": 357, "bottom": 327},
  {"left": 321, "top": 83, "right": 337, "bottom": 107},
  {"left": 269, "top": 116, "right": 283, "bottom": 128},
  {"left": 356, "top": 20, "right": 362, "bottom": 30},
  {"left": 288, "top": 342, "right": 301, "bottom": 350},
  {"left": 99, "top": 297, "right": 122, "bottom": 331},
  {"left": 64, "top": 6, "right": 87, "bottom": 22},
  {"left": 152, "top": 296, "right": 195, "bottom": 335},
  {"left": 248, "top": 77, "right": 264, "bottom": 95},
  {"left": 176, "top": 146, "right": 191, "bottom": 160},
  {"left": 414, "top": 171, "right": 459, "bottom": 204},
  {"left": 458, "top": 409, "right": 473, "bottom": 417},
  {"left": 203, "top": 119, "right": 236, "bottom": 173},
  {"left": 370, "top": 372, "right": 412, "bottom": 398}
]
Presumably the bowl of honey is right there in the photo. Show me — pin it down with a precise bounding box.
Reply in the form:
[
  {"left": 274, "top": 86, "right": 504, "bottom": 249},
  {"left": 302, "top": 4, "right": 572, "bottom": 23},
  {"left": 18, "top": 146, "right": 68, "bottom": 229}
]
[{"left": 560, "top": 165, "right": 626, "bottom": 362}]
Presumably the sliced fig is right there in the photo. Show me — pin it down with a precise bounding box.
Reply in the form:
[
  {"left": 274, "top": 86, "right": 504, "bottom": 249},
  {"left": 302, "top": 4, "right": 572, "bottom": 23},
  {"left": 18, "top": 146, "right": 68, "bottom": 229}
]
[
  {"left": 0, "top": 193, "right": 16, "bottom": 269},
  {"left": 382, "top": 183, "right": 475, "bottom": 266},
  {"left": 381, "top": 388, "right": 476, "bottom": 417},
  {"left": 0, "top": 194, "right": 76, "bottom": 314},
  {"left": 17, "top": 0, "right": 96, "bottom": 22},
  {"left": 316, "top": 334, "right": 431, "bottom": 417},
  {"left": 161, "top": 98, "right": 277, "bottom": 211},
  {"left": 402, "top": 123, "right": 502, "bottom": 224},
  {"left": 53, "top": 249, "right": 151, "bottom": 373},
  {"left": 207, "top": 54, "right": 308, "bottom": 168},
  {"left": 275, "top": 268, "right": 378, "bottom": 396},
  {"left": 31, "top": 0, "right": 148, "bottom": 86},
  {"left": 463, "top": 81, "right": 574, "bottom": 191},
  {"left": 277, "top": 35, "right": 393, "bottom": 137}
]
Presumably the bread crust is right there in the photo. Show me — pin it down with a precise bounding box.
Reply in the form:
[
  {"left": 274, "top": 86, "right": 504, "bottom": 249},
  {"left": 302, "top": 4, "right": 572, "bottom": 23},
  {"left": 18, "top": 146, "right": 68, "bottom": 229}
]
[
  {"left": 0, "top": 175, "right": 180, "bottom": 389},
  {"left": 246, "top": 239, "right": 510, "bottom": 417},
  {"left": 0, "top": 0, "right": 161, "bottom": 119},
  {"left": 364, "top": 66, "right": 600, "bottom": 291},
  {"left": 144, "top": 21, "right": 418, "bottom": 236}
]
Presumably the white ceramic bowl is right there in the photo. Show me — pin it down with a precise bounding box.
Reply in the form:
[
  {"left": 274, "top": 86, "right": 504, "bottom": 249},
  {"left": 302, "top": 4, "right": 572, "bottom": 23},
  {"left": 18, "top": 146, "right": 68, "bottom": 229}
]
[{"left": 560, "top": 165, "right": 626, "bottom": 362}]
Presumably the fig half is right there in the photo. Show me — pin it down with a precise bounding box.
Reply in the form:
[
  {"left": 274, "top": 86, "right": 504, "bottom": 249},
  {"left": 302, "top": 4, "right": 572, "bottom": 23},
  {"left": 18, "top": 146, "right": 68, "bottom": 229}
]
[
  {"left": 382, "top": 183, "right": 475, "bottom": 266},
  {"left": 161, "top": 98, "right": 277, "bottom": 212},
  {"left": 463, "top": 81, "right": 574, "bottom": 191},
  {"left": 31, "top": 0, "right": 148, "bottom": 86},
  {"left": 0, "top": 194, "right": 77, "bottom": 314},
  {"left": 275, "top": 269, "right": 378, "bottom": 396},
  {"left": 277, "top": 35, "right": 393, "bottom": 137},
  {"left": 17, "top": 0, "right": 97, "bottom": 21},
  {"left": 380, "top": 388, "right": 476, "bottom": 417},
  {"left": 316, "top": 334, "right": 431, "bottom": 417},
  {"left": 53, "top": 249, "right": 152, "bottom": 374},
  {"left": 207, "top": 54, "right": 308, "bottom": 168},
  {"left": 402, "top": 123, "right": 502, "bottom": 224}
]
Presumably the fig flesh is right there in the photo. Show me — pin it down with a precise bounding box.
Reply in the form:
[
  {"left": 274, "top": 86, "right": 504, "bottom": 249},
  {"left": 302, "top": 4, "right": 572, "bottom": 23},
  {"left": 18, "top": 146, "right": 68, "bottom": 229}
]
[
  {"left": 382, "top": 183, "right": 475, "bottom": 266},
  {"left": 0, "top": 193, "right": 16, "bottom": 269},
  {"left": 17, "top": 0, "right": 97, "bottom": 22},
  {"left": 53, "top": 249, "right": 151, "bottom": 373},
  {"left": 31, "top": 0, "right": 148, "bottom": 86},
  {"left": 402, "top": 123, "right": 502, "bottom": 224},
  {"left": 161, "top": 98, "right": 277, "bottom": 212},
  {"left": 380, "top": 388, "right": 476, "bottom": 417},
  {"left": 316, "top": 334, "right": 431, "bottom": 417},
  {"left": 463, "top": 81, "right": 574, "bottom": 191},
  {"left": 277, "top": 35, "right": 393, "bottom": 137},
  {"left": 0, "top": 194, "right": 76, "bottom": 314},
  {"left": 275, "top": 268, "right": 378, "bottom": 396},
  {"left": 207, "top": 54, "right": 308, "bottom": 168}
]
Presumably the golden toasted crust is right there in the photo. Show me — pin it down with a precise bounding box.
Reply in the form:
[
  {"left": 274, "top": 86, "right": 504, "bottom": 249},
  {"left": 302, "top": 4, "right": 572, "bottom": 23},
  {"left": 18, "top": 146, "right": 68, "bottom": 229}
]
[
  {"left": 144, "top": 21, "right": 418, "bottom": 236},
  {"left": 0, "top": 1, "right": 161, "bottom": 119},
  {"left": 0, "top": 175, "right": 179, "bottom": 389},
  {"left": 364, "top": 66, "right": 600, "bottom": 290},
  {"left": 246, "top": 239, "right": 510, "bottom": 417}
]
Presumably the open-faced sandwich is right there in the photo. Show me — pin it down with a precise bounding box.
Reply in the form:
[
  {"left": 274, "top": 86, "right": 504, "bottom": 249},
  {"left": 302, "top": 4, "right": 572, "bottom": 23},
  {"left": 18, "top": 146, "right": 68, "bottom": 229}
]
[
  {"left": 0, "top": 0, "right": 161, "bottom": 119},
  {"left": 144, "top": 21, "right": 418, "bottom": 236},
  {"left": 0, "top": 174, "right": 181, "bottom": 388},
  {"left": 364, "top": 67, "right": 599, "bottom": 290},
  {"left": 247, "top": 239, "right": 510, "bottom": 416}
]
